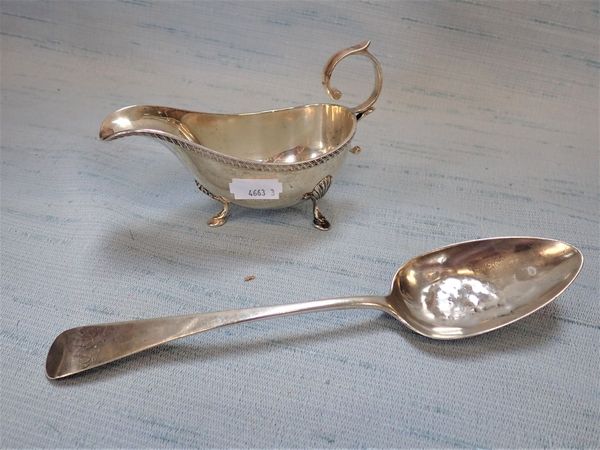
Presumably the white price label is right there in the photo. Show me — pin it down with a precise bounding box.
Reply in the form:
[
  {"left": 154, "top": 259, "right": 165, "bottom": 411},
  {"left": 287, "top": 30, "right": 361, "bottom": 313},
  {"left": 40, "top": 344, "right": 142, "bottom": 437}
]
[{"left": 229, "top": 178, "right": 283, "bottom": 200}]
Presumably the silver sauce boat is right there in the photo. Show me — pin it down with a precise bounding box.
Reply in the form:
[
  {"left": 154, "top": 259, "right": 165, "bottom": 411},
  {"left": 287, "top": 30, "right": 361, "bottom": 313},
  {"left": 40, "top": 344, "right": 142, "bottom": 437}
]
[{"left": 99, "top": 41, "right": 382, "bottom": 230}]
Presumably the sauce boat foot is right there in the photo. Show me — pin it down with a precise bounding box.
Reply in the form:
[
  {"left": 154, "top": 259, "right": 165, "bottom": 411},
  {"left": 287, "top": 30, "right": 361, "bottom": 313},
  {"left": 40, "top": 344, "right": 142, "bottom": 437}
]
[
  {"left": 303, "top": 175, "right": 333, "bottom": 230},
  {"left": 99, "top": 41, "right": 382, "bottom": 230},
  {"left": 194, "top": 180, "right": 231, "bottom": 227}
]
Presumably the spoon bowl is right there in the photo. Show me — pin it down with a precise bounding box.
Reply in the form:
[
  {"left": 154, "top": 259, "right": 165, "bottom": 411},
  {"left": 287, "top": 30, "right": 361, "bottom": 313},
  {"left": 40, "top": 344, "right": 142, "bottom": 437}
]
[
  {"left": 388, "top": 237, "right": 583, "bottom": 339},
  {"left": 46, "top": 237, "right": 582, "bottom": 379}
]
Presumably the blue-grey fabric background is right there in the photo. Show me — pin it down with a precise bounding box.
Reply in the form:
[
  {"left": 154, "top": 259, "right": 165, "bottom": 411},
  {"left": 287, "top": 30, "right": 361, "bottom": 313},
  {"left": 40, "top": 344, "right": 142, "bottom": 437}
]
[{"left": 1, "top": 1, "right": 598, "bottom": 448}]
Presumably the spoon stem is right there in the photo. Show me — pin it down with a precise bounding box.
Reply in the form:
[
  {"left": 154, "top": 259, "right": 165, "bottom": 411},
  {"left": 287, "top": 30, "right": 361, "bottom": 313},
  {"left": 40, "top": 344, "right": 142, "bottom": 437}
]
[{"left": 46, "top": 296, "right": 389, "bottom": 379}]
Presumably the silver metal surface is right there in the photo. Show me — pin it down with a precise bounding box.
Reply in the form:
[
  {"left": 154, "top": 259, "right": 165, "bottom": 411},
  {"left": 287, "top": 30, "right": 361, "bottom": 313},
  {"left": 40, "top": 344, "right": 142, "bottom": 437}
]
[
  {"left": 98, "top": 42, "right": 383, "bottom": 229},
  {"left": 46, "top": 237, "right": 583, "bottom": 379},
  {"left": 322, "top": 40, "right": 383, "bottom": 119},
  {"left": 303, "top": 175, "right": 333, "bottom": 230},
  {"left": 194, "top": 180, "right": 230, "bottom": 227}
]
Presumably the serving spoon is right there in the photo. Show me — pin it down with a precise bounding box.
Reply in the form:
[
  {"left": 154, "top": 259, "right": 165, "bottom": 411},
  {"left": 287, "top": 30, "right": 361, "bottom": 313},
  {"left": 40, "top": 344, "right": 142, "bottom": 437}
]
[{"left": 46, "top": 237, "right": 583, "bottom": 379}]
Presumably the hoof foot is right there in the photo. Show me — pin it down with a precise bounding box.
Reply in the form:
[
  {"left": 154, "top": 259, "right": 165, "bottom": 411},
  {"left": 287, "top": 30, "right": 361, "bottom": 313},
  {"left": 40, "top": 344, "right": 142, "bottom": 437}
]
[
  {"left": 313, "top": 216, "right": 331, "bottom": 231},
  {"left": 208, "top": 216, "right": 228, "bottom": 227},
  {"left": 305, "top": 176, "right": 333, "bottom": 231},
  {"left": 195, "top": 180, "right": 230, "bottom": 228}
]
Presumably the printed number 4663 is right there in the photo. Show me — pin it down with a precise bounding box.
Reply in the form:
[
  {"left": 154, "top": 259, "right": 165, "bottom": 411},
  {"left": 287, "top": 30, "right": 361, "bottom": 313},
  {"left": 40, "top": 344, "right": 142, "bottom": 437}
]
[{"left": 248, "top": 189, "right": 275, "bottom": 197}]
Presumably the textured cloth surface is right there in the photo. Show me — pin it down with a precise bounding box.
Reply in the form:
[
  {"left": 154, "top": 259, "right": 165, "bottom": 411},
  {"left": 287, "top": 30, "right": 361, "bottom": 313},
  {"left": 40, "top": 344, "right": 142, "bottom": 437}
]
[{"left": 1, "top": 1, "right": 598, "bottom": 448}]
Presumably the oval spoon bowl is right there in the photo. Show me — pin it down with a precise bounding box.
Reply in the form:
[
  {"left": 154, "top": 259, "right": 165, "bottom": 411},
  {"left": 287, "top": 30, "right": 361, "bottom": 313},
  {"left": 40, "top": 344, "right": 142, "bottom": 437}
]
[{"left": 389, "top": 237, "right": 583, "bottom": 339}]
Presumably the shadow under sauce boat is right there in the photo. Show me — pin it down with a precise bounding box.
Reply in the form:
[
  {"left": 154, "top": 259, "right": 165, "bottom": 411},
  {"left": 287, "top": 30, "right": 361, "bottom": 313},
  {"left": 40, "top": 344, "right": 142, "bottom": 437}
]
[{"left": 99, "top": 41, "right": 382, "bottom": 230}]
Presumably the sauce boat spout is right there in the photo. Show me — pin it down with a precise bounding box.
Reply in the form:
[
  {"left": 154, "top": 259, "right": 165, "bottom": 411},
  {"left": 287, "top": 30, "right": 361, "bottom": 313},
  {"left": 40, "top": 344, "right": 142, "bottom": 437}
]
[{"left": 99, "top": 105, "right": 194, "bottom": 143}]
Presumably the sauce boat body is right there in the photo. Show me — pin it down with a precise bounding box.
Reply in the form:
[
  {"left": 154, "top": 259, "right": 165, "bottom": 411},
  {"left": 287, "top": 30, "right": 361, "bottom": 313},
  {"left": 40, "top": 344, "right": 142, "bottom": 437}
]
[{"left": 100, "top": 103, "right": 356, "bottom": 209}]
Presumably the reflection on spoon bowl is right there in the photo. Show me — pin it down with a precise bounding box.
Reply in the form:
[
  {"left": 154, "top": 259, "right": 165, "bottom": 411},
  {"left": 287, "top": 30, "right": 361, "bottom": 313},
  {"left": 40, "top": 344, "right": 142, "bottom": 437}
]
[{"left": 389, "top": 238, "right": 583, "bottom": 338}]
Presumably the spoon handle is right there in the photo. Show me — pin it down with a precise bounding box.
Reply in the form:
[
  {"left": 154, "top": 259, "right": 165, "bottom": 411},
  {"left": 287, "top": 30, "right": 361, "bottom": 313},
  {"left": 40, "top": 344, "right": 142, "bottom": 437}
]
[{"left": 46, "top": 296, "right": 389, "bottom": 379}]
